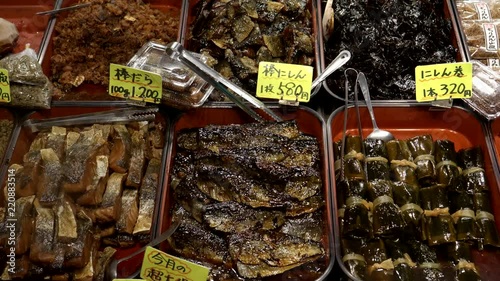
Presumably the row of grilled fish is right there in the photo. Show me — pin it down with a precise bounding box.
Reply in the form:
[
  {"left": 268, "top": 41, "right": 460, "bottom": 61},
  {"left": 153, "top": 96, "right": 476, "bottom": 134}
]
[
  {"left": 0, "top": 121, "right": 164, "bottom": 280},
  {"left": 168, "top": 121, "right": 327, "bottom": 279}
]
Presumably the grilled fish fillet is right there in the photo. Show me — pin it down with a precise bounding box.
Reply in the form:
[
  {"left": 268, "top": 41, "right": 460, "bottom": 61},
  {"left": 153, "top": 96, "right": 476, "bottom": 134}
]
[
  {"left": 126, "top": 129, "right": 146, "bottom": 188},
  {"left": 30, "top": 199, "right": 56, "bottom": 264},
  {"left": 95, "top": 172, "right": 126, "bottom": 224},
  {"left": 37, "top": 148, "right": 63, "bottom": 207},
  {"left": 14, "top": 195, "right": 35, "bottom": 256},
  {"left": 76, "top": 155, "right": 109, "bottom": 206},
  {"left": 133, "top": 158, "right": 160, "bottom": 236},
  {"left": 115, "top": 189, "right": 138, "bottom": 234},
  {"left": 109, "top": 125, "right": 131, "bottom": 173},
  {"left": 45, "top": 126, "right": 67, "bottom": 161}
]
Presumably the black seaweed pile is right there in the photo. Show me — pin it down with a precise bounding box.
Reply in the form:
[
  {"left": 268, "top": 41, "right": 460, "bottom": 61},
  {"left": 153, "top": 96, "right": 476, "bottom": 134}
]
[{"left": 324, "top": 0, "right": 457, "bottom": 100}]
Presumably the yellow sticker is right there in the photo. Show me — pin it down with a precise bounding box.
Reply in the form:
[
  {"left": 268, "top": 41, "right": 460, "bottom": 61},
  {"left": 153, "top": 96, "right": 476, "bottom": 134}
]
[
  {"left": 0, "top": 69, "right": 11, "bottom": 103},
  {"left": 256, "top": 62, "right": 313, "bottom": 102},
  {"left": 109, "top": 64, "right": 162, "bottom": 104},
  {"left": 415, "top": 62, "right": 473, "bottom": 102},
  {"left": 114, "top": 279, "right": 146, "bottom": 281},
  {"left": 140, "top": 246, "right": 210, "bottom": 281}
]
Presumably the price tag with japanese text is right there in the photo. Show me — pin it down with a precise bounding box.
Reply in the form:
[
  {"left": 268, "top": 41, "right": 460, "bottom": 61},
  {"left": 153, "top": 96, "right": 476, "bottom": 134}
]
[
  {"left": 256, "top": 62, "right": 313, "bottom": 102},
  {"left": 140, "top": 246, "right": 210, "bottom": 281},
  {"left": 109, "top": 64, "right": 162, "bottom": 104},
  {"left": 114, "top": 279, "right": 146, "bottom": 281},
  {"left": 0, "top": 69, "right": 11, "bottom": 103},
  {"left": 415, "top": 62, "right": 473, "bottom": 102}
]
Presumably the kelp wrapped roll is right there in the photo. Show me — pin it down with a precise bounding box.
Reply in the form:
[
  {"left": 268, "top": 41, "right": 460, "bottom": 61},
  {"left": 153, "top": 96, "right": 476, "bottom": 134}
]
[
  {"left": 345, "top": 135, "right": 363, "bottom": 154},
  {"left": 343, "top": 153, "right": 366, "bottom": 181},
  {"left": 368, "top": 179, "right": 394, "bottom": 200},
  {"left": 343, "top": 196, "right": 372, "bottom": 238},
  {"left": 365, "top": 139, "right": 390, "bottom": 181},
  {"left": 476, "top": 211, "right": 500, "bottom": 247},
  {"left": 417, "top": 263, "right": 445, "bottom": 281},
  {"left": 420, "top": 184, "right": 449, "bottom": 211},
  {"left": 387, "top": 140, "right": 412, "bottom": 162},
  {"left": 451, "top": 209, "right": 479, "bottom": 242},
  {"left": 361, "top": 238, "right": 387, "bottom": 265},
  {"left": 407, "top": 240, "right": 438, "bottom": 264},
  {"left": 455, "top": 261, "right": 482, "bottom": 281},
  {"left": 474, "top": 192, "right": 493, "bottom": 213},
  {"left": 393, "top": 182, "right": 419, "bottom": 206},
  {"left": 392, "top": 163, "right": 419, "bottom": 186},
  {"left": 372, "top": 195, "right": 405, "bottom": 238},
  {"left": 449, "top": 192, "right": 474, "bottom": 214},
  {"left": 385, "top": 240, "right": 416, "bottom": 281},
  {"left": 423, "top": 208, "right": 457, "bottom": 246},
  {"left": 342, "top": 253, "right": 367, "bottom": 280},
  {"left": 446, "top": 241, "right": 473, "bottom": 264},
  {"left": 459, "top": 147, "right": 489, "bottom": 193},
  {"left": 400, "top": 203, "right": 424, "bottom": 240},
  {"left": 337, "top": 179, "right": 368, "bottom": 207},
  {"left": 407, "top": 135, "right": 436, "bottom": 187},
  {"left": 367, "top": 259, "right": 395, "bottom": 281},
  {"left": 434, "top": 140, "right": 461, "bottom": 189}
]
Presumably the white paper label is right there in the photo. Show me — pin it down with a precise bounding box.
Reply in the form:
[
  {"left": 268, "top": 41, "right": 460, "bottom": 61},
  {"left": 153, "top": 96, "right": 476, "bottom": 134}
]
[
  {"left": 483, "top": 23, "right": 498, "bottom": 51},
  {"left": 487, "top": 58, "right": 500, "bottom": 67},
  {"left": 475, "top": 2, "right": 491, "bottom": 21}
]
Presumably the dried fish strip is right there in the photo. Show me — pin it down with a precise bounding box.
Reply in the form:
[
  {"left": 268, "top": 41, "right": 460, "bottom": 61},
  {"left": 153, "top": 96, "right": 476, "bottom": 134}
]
[
  {"left": 30, "top": 199, "right": 56, "bottom": 265},
  {"left": 76, "top": 155, "right": 109, "bottom": 206},
  {"left": 64, "top": 210, "right": 94, "bottom": 268},
  {"left": 133, "top": 158, "right": 160, "bottom": 237},
  {"left": 109, "top": 125, "right": 131, "bottom": 173},
  {"left": 126, "top": 129, "right": 146, "bottom": 188},
  {"left": 95, "top": 172, "right": 126, "bottom": 224},
  {"left": 73, "top": 237, "right": 98, "bottom": 281},
  {"left": 16, "top": 150, "right": 43, "bottom": 198},
  {"left": 94, "top": 247, "right": 117, "bottom": 281},
  {"left": 55, "top": 198, "right": 77, "bottom": 243},
  {"left": 46, "top": 126, "right": 67, "bottom": 161},
  {"left": 115, "top": 189, "right": 138, "bottom": 235},
  {"left": 14, "top": 195, "right": 35, "bottom": 256},
  {"left": 37, "top": 148, "right": 63, "bottom": 207}
]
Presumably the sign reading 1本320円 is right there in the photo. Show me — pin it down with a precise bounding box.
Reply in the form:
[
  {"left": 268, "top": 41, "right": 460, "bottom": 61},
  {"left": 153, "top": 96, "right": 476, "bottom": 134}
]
[
  {"left": 415, "top": 62, "right": 473, "bottom": 102},
  {"left": 256, "top": 62, "right": 313, "bottom": 102},
  {"left": 0, "top": 69, "right": 11, "bottom": 103},
  {"left": 109, "top": 64, "right": 162, "bottom": 104}
]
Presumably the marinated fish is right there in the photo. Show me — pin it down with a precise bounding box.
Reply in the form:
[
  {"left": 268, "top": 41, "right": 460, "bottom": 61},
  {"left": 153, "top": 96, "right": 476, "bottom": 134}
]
[
  {"left": 133, "top": 158, "right": 160, "bottom": 237},
  {"left": 64, "top": 210, "right": 94, "bottom": 268},
  {"left": 14, "top": 195, "right": 35, "bottom": 256},
  {"left": 73, "top": 237, "right": 98, "bottom": 281},
  {"left": 174, "top": 179, "right": 214, "bottom": 223},
  {"left": 46, "top": 126, "right": 67, "bottom": 161},
  {"left": 16, "top": 151, "right": 42, "bottom": 198},
  {"left": 76, "top": 155, "right": 109, "bottom": 206},
  {"left": 109, "top": 125, "right": 131, "bottom": 173},
  {"left": 285, "top": 195, "right": 325, "bottom": 217},
  {"left": 115, "top": 189, "right": 138, "bottom": 234},
  {"left": 55, "top": 198, "right": 77, "bottom": 243},
  {"left": 94, "top": 247, "right": 117, "bottom": 281},
  {"left": 280, "top": 212, "right": 323, "bottom": 242},
  {"left": 126, "top": 129, "right": 146, "bottom": 188},
  {"left": 30, "top": 199, "right": 56, "bottom": 265},
  {"left": 37, "top": 148, "right": 63, "bottom": 207},
  {"left": 7, "top": 164, "right": 33, "bottom": 198},
  {"left": 168, "top": 207, "right": 229, "bottom": 266},
  {"left": 171, "top": 152, "right": 194, "bottom": 189},
  {"left": 203, "top": 201, "right": 285, "bottom": 233},
  {"left": 95, "top": 172, "right": 126, "bottom": 224},
  {"left": 63, "top": 128, "right": 107, "bottom": 194}
]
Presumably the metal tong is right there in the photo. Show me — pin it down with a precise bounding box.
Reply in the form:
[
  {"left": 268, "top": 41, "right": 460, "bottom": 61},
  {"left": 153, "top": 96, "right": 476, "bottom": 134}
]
[
  {"left": 36, "top": 3, "right": 91, "bottom": 16},
  {"left": 24, "top": 107, "right": 158, "bottom": 132},
  {"left": 165, "top": 42, "right": 283, "bottom": 123}
]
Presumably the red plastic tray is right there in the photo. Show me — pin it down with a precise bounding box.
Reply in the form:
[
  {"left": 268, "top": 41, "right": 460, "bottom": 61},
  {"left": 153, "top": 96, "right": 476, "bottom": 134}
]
[
  {"left": 157, "top": 105, "right": 334, "bottom": 280},
  {"left": 328, "top": 104, "right": 500, "bottom": 280}
]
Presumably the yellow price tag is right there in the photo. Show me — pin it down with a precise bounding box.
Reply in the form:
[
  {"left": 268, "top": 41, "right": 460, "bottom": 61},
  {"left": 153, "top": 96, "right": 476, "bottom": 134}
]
[
  {"left": 114, "top": 279, "right": 146, "bottom": 281},
  {"left": 109, "top": 64, "right": 162, "bottom": 104},
  {"left": 0, "top": 69, "right": 11, "bottom": 103},
  {"left": 415, "top": 62, "right": 473, "bottom": 102},
  {"left": 256, "top": 62, "right": 313, "bottom": 102},
  {"left": 140, "top": 246, "right": 210, "bottom": 281}
]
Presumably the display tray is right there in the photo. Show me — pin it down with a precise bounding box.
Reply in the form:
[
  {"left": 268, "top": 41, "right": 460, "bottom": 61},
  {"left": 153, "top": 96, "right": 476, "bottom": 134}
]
[
  {"left": 0, "top": 108, "right": 18, "bottom": 185},
  {"left": 156, "top": 105, "right": 334, "bottom": 280},
  {"left": 0, "top": 107, "right": 169, "bottom": 280},
  {"left": 322, "top": 0, "right": 467, "bottom": 102},
  {"left": 40, "top": 0, "right": 183, "bottom": 104},
  {"left": 328, "top": 104, "right": 500, "bottom": 281},
  {"left": 180, "top": 0, "right": 325, "bottom": 99},
  {"left": 0, "top": 0, "right": 53, "bottom": 56}
]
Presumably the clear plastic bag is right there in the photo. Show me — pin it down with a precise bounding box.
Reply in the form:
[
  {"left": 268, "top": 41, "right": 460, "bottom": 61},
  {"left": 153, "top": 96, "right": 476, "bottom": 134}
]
[
  {"left": 456, "top": 1, "right": 500, "bottom": 21},
  {"left": 0, "top": 45, "right": 52, "bottom": 109},
  {"left": 462, "top": 20, "right": 500, "bottom": 59}
]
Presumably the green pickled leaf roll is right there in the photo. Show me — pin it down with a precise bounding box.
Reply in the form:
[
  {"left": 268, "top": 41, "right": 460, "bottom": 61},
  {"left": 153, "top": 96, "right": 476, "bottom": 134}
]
[
  {"left": 372, "top": 195, "right": 405, "bottom": 238},
  {"left": 367, "top": 157, "right": 390, "bottom": 181},
  {"left": 407, "top": 135, "right": 436, "bottom": 187},
  {"left": 342, "top": 253, "right": 367, "bottom": 280},
  {"left": 368, "top": 179, "right": 394, "bottom": 200},
  {"left": 474, "top": 192, "right": 493, "bottom": 213},
  {"left": 343, "top": 196, "right": 372, "bottom": 238},
  {"left": 393, "top": 182, "right": 419, "bottom": 206},
  {"left": 451, "top": 209, "right": 479, "bottom": 242},
  {"left": 435, "top": 140, "right": 461, "bottom": 189},
  {"left": 476, "top": 211, "right": 500, "bottom": 247},
  {"left": 455, "top": 260, "right": 482, "bottom": 281},
  {"left": 367, "top": 259, "right": 395, "bottom": 281},
  {"left": 423, "top": 208, "right": 457, "bottom": 246},
  {"left": 391, "top": 164, "right": 419, "bottom": 186},
  {"left": 459, "top": 147, "right": 489, "bottom": 193},
  {"left": 418, "top": 263, "right": 445, "bottom": 281},
  {"left": 338, "top": 179, "right": 368, "bottom": 207},
  {"left": 446, "top": 242, "right": 473, "bottom": 264},
  {"left": 420, "top": 184, "right": 449, "bottom": 211},
  {"left": 387, "top": 140, "right": 412, "bottom": 162}
]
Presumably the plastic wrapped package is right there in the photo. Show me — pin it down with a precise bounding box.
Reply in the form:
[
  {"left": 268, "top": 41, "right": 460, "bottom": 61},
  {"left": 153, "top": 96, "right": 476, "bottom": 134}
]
[
  {"left": 462, "top": 20, "right": 500, "bottom": 59},
  {"left": 456, "top": 1, "right": 500, "bottom": 21},
  {"left": 463, "top": 60, "right": 500, "bottom": 120},
  {"left": 0, "top": 45, "right": 52, "bottom": 109}
]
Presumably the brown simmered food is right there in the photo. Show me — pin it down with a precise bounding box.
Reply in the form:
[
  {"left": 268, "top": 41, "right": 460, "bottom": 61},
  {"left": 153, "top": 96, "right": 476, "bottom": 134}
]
[
  {"left": 0, "top": 18, "right": 18, "bottom": 56},
  {"left": 50, "top": 0, "right": 179, "bottom": 92}
]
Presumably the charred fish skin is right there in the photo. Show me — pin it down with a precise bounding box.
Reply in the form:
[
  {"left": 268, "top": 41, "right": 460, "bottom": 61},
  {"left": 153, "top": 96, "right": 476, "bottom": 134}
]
[
  {"left": 133, "top": 158, "right": 161, "bottom": 237},
  {"left": 174, "top": 179, "right": 213, "bottom": 223},
  {"left": 280, "top": 211, "right": 324, "bottom": 242}
]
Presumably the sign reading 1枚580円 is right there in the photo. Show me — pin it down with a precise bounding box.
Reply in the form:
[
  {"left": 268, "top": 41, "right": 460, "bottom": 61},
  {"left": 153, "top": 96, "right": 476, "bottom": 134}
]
[
  {"left": 415, "top": 62, "right": 473, "bottom": 102},
  {"left": 109, "top": 64, "right": 162, "bottom": 104}
]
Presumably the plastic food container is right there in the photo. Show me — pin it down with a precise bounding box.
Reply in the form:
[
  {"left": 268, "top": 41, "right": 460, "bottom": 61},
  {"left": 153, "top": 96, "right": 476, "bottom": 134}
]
[
  {"left": 0, "top": 0, "right": 54, "bottom": 57},
  {"left": 1, "top": 107, "right": 170, "bottom": 280},
  {"left": 328, "top": 104, "right": 500, "bottom": 280},
  {"left": 180, "top": 0, "right": 325, "bottom": 100},
  {"left": 323, "top": 0, "right": 466, "bottom": 102},
  {"left": 40, "top": 0, "right": 183, "bottom": 105},
  {"left": 157, "top": 105, "right": 334, "bottom": 280}
]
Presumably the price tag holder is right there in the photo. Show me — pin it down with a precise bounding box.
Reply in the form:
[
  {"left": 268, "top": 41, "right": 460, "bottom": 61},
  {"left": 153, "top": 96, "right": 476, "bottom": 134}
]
[
  {"left": 109, "top": 64, "right": 162, "bottom": 104},
  {"left": 415, "top": 62, "right": 473, "bottom": 102},
  {"left": 256, "top": 62, "right": 313, "bottom": 103},
  {"left": 0, "top": 69, "right": 11, "bottom": 103},
  {"left": 140, "top": 246, "right": 210, "bottom": 281}
]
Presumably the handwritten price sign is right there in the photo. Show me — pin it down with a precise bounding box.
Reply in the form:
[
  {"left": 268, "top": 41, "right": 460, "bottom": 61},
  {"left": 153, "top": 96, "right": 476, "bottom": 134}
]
[
  {"left": 256, "top": 62, "right": 313, "bottom": 102},
  {"left": 109, "top": 64, "right": 162, "bottom": 104},
  {"left": 415, "top": 62, "right": 473, "bottom": 102},
  {"left": 0, "top": 69, "right": 11, "bottom": 103},
  {"left": 140, "top": 246, "right": 210, "bottom": 281}
]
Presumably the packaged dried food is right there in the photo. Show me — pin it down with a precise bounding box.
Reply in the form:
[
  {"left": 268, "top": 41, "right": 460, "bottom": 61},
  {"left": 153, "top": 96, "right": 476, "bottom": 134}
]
[
  {"left": 0, "top": 17, "right": 18, "bottom": 56},
  {"left": 462, "top": 20, "right": 500, "bottom": 59},
  {"left": 464, "top": 60, "right": 500, "bottom": 120},
  {"left": 456, "top": 1, "right": 500, "bottom": 21},
  {"left": 0, "top": 45, "right": 52, "bottom": 109}
]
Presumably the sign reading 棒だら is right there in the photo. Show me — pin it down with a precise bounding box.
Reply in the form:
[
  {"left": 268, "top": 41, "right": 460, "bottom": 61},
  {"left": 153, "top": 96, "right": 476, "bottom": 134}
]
[
  {"left": 415, "top": 62, "right": 473, "bottom": 102},
  {"left": 109, "top": 64, "right": 162, "bottom": 104},
  {"left": 140, "top": 246, "right": 210, "bottom": 281}
]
